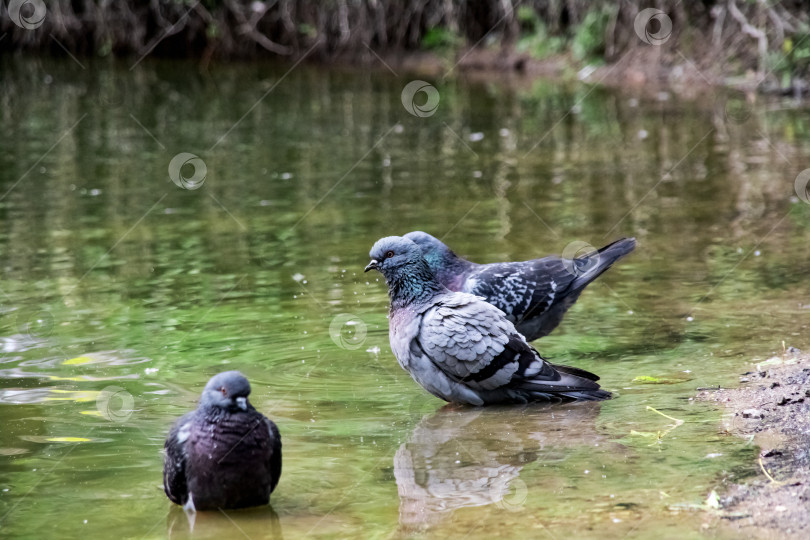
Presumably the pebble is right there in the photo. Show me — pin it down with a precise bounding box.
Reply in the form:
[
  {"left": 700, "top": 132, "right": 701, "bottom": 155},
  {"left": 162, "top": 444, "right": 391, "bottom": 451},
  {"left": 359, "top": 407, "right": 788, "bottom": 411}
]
[{"left": 742, "top": 409, "right": 764, "bottom": 419}]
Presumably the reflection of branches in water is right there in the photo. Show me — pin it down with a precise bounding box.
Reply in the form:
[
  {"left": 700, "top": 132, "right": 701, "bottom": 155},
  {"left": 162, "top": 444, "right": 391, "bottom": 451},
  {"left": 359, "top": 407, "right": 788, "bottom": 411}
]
[{"left": 394, "top": 402, "right": 609, "bottom": 534}]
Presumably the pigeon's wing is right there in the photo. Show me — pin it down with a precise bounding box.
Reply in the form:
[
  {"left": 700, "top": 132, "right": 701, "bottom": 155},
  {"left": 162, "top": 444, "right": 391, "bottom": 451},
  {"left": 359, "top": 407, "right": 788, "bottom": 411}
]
[
  {"left": 265, "top": 418, "right": 282, "bottom": 494},
  {"left": 418, "top": 294, "right": 607, "bottom": 399},
  {"left": 163, "top": 412, "right": 193, "bottom": 505},
  {"left": 465, "top": 259, "right": 577, "bottom": 323},
  {"left": 417, "top": 295, "right": 550, "bottom": 391}
]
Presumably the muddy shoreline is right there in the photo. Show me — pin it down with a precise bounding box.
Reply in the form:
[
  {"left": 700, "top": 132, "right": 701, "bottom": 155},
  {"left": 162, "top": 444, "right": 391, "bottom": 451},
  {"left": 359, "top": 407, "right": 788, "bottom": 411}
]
[{"left": 697, "top": 350, "right": 810, "bottom": 539}]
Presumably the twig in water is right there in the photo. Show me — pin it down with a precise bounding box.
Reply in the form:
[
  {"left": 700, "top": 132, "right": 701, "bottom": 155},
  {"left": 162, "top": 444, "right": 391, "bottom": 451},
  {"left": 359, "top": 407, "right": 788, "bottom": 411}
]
[
  {"left": 646, "top": 406, "right": 685, "bottom": 426},
  {"left": 758, "top": 456, "right": 786, "bottom": 485}
]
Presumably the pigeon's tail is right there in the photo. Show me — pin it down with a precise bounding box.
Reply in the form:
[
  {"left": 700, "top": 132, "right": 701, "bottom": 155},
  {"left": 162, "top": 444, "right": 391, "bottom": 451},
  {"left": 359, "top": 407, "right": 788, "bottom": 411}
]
[
  {"left": 557, "top": 388, "right": 612, "bottom": 401},
  {"left": 519, "top": 385, "right": 612, "bottom": 402},
  {"left": 569, "top": 237, "right": 636, "bottom": 292},
  {"left": 518, "top": 363, "right": 612, "bottom": 402},
  {"left": 551, "top": 362, "right": 600, "bottom": 382}
]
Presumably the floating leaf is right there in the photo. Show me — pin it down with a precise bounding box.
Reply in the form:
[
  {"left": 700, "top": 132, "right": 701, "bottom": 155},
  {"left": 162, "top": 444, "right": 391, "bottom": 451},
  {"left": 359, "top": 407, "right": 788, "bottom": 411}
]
[
  {"left": 47, "top": 375, "right": 90, "bottom": 382},
  {"left": 629, "top": 430, "right": 658, "bottom": 438},
  {"left": 632, "top": 375, "right": 681, "bottom": 384},
  {"left": 45, "top": 389, "right": 100, "bottom": 403},
  {"left": 632, "top": 375, "right": 662, "bottom": 383},
  {"left": 63, "top": 356, "right": 94, "bottom": 365},
  {"left": 46, "top": 437, "right": 91, "bottom": 443}
]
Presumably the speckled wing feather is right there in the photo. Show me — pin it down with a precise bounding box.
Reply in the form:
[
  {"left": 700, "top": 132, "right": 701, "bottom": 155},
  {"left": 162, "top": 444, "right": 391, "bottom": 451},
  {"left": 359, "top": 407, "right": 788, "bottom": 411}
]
[
  {"left": 462, "top": 238, "right": 636, "bottom": 341},
  {"left": 416, "top": 293, "right": 608, "bottom": 402},
  {"left": 418, "top": 294, "right": 552, "bottom": 391},
  {"left": 464, "top": 259, "right": 577, "bottom": 327}
]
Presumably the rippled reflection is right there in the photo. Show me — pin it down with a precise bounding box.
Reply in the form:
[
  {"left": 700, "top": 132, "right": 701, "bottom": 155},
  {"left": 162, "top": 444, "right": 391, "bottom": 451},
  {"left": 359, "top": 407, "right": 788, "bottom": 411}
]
[
  {"left": 166, "top": 504, "right": 283, "bottom": 539},
  {"left": 395, "top": 402, "right": 610, "bottom": 533}
]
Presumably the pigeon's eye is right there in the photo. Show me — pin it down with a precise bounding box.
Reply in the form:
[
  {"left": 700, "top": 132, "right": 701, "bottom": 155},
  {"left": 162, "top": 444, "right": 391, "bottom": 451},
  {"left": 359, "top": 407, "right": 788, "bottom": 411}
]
[
  {"left": 219, "top": 387, "right": 227, "bottom": 396},
  {"left": 385, "top": 250, "right": 395, "bottom": 259}
]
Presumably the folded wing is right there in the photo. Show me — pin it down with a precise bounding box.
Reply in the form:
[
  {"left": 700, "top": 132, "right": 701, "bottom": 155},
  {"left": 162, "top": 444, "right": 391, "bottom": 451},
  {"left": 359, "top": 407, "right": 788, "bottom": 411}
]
[{"left": 417, "top": 294, "right": 608, "bottom": 401}]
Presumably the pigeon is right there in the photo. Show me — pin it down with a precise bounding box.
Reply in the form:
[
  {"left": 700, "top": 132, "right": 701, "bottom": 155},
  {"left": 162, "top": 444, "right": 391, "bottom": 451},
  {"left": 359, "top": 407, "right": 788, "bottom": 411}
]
[
  {"left": 163, "top": 371, "right": 282, "bottom": 511},
  {"left": 365, "top": 236, "right": 611, "bottom": 405},
  {"left": 403, "top": 231, "right": 636, "bottom": 341}
]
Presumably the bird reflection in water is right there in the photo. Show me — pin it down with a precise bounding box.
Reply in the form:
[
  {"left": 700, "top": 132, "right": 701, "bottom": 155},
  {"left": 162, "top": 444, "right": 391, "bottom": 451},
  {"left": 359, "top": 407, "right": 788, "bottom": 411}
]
[
  {"left": 166, "top": 504, "right": 283, "bottom": 539},
  {"left": 394, "top": 402, "right": 608, "bottom": 533}
]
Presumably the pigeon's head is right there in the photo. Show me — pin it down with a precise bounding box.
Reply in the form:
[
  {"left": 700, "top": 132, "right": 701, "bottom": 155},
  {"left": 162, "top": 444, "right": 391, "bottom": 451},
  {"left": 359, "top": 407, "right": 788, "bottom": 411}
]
[
  {"left": 403, "top": 231, "right": 453, "bottom": 271},
  {"left": 364, "top": 236, "right": 426, "bottom": 278},
  {"left": 201, "top": 371, "right": 253, "bottom": 412}
]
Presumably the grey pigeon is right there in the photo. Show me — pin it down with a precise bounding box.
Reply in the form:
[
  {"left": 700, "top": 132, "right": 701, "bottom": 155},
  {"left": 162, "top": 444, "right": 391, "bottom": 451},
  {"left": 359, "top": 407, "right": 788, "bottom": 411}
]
[
  {"left": 365, "top": 236, "right": 611, "bottom": 405},
  {"left": 163, "top": 371, "right": 282, "bottom": 511},
  {"left": 403, "top": 231, "right": 636, "bottom": 341}
]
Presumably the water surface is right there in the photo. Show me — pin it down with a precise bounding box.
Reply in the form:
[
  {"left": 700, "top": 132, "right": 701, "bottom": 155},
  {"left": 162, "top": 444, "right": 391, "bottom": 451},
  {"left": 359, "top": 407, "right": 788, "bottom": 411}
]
[{"left": 1, "top": 57, "right": 809, "bottom": 539}]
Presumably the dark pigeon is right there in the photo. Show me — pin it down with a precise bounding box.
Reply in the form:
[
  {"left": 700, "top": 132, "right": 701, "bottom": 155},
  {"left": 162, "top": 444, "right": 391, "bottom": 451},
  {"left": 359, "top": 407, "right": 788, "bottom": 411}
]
[
  {"left": 365, "top": 236, "right": 611, "bottom": 405},
  {"left": 163, "top": 371, "right": 282, "bottom": 511},
  {"left": 403, "top": 231, "right": 636, "bottom": 341}
]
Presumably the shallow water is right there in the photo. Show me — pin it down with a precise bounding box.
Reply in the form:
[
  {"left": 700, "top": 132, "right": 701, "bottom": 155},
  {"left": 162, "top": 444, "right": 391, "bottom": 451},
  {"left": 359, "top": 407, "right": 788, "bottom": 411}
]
[{"left": 0, "top": 56, "right": 809, "bottom": 539}]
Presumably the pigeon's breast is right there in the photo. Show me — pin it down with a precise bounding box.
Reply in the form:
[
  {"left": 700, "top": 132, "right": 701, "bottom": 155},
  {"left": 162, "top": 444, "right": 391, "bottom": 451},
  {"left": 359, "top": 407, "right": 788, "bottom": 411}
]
[
  {"left": 185, "top": 413, "right": 276, "bottom": 510},
  {"left": 389, "top": 308, "right": 421, "bottom": 369}
]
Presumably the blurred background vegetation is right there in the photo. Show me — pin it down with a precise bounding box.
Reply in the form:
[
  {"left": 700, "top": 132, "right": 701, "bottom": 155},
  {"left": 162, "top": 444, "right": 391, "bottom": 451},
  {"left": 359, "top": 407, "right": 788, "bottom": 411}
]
[{"left": 1, "top": 1, "right": 809, "bottom": 93}]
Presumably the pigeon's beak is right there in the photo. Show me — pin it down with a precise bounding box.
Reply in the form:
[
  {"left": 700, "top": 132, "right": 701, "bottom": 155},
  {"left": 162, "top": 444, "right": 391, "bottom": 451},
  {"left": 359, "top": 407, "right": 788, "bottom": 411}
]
[
  {"left": 364, "top": 259, "right": 379, "bottom": 273},
  {"left": 235, "top": 396, "right": 247, "bottom": 411}
]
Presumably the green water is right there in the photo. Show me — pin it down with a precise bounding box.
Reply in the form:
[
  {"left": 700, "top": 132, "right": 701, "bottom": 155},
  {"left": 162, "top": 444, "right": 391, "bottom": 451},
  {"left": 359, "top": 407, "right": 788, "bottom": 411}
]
[{"left": 0, "top": 56, "right": 809, "bottom": 539}]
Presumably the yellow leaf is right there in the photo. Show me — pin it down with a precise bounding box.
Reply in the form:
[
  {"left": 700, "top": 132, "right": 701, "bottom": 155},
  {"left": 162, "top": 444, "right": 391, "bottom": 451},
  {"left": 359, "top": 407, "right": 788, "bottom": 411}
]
[
  {"left": 63, "top": 356, "right": 94, "bottom": 365},
  {"left": 46, "top": 437, "right": 91, "bottom": 442},
  {"left": 45, "top": 390, "right": 100, "bottom": 403}
]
